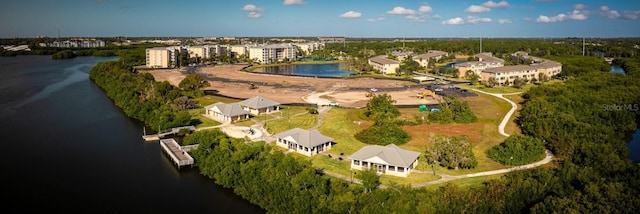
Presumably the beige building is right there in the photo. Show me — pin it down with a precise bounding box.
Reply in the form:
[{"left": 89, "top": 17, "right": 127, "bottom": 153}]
[
  {"left": 249, "top": 44, "right": 297, "bottom": 64},
  {"left": 146, "top": 47, "right": 177, "bottom": 68},
  {"left": 230, "top": 45, "right": 248, "bottom": 58},
  {"left": 187, "top": 46, "right": 207, "bottom": 59},
  {"left": 368, "top": 55, "right": 400, "bottom": 75},
  {"left": 481, "top": 59, "right": 562, "bottom": 86},
  {"left": 349, "top": 144, "right": 420, "bottom": 177},
  {"left": 455, "top": 53, "right": 505, "bottom": 78},
  {"left": 413, "top": 50, "right": 449, "bottom": 67}
]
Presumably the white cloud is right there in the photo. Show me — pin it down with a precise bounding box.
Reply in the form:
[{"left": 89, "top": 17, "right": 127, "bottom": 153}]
[
  {"left": 242, "top": 4, "right": 263, "bottom": 12},
  {"left": 442, "top": 16, "right": 492, "bottom": 25},
  {"left": 247, "top": 12, "right": 262, "bottom": 18},
  {"left": 340, "top": 11, "right": 362, "bottom": 18},
  {"left": 622, "top": 10, "right": 640, "bottom": 20},
  {"left": 574, "top": 4, "right": 587, "bottom": 10},
  {"left": 418, "top": 5, "right": 433, "bottom": 13},
  {"left": 387, "top": 7, "right": 416, "bottom": 15},
  {"left": 367, "top": 17, "right": 386, "bottom": 22},
  {"left": 432, "top": 14, "right": 442, "bottom": 20},
  {"left": 498, "top": 19, "right": 512, "bottom": 24},
  {"left": 483, "top": 1, "right": 510, "bottom": 8},
  {"left": 283, "top": 0, "right": 304, "bottom": 5},
  {"left": 406, "top": 15, "right": 427, "bottom": 22},
  {"left": 242, "top": 4, "right": 263, "bottom": 18},
  {"left": 466, "top": 5, "right": 491, "bottom": 13},
  {"left": 536, "top": 4, "right": 589, "bottom": 22}
]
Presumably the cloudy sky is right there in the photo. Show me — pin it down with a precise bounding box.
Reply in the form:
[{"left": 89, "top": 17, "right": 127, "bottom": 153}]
[{"left": 1, "top": 0, "right": 639, "bottom": 38}]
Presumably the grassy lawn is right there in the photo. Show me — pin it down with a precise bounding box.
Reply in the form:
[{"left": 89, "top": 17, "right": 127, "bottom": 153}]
[
  {"left": 379, "top": 173, "right": 441, "bottom": 187},
  {"left": 193, "top": 95, "right": 242, "bottom": 106},
  {"left": 234, "top": 119, "right": 256, "bottom": 127},
  {"left": 457, "top": 83, "right": 533, "bottom": 94},
  {"left": 422, "top": 174, "right": 504, "bottom": 191},
  {"left": 265, "top": 113, "right": 317, "bottom": 134},
  {"left": 503, "top": 94, "right": 524, "bottom": 135},
  {"left": 317, "top": 108, "right": 369, "bottom": 155},
  {"left": 192, "top": 115, "right": 221, "bottom": 128}
]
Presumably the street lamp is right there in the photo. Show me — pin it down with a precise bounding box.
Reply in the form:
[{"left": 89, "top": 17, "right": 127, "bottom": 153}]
[{"left": 432, "top": 160, "right": 436, "bottom": 176}]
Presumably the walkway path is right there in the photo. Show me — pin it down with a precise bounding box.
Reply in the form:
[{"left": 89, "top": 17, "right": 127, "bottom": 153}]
[{"left": 408, "top": 89, "right": 554, "bottom": 187}]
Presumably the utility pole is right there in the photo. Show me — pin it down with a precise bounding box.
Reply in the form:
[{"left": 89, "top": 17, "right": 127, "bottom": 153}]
[
  {"left": 582, "top": 37, "right": 585, "bottom": 56},
  {"left": 480, "top": 33, "right": 483, "bottom": 53}
]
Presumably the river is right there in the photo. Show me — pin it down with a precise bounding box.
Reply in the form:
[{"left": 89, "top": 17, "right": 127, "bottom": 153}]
[{"left": 0, "top": 55, "right": 263, "bottom": 213}]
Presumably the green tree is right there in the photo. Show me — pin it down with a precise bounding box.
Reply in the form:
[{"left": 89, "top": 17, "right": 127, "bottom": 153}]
[
  {"left": 357, "top": 168, "right": 380, "bottom": 193},
  {"left": 486, "top": 135, "right": 546, "bottom": 165},
  {"left": 364, "top": 93, "right": 399, "bottom": 123},
  {"left": 426, "top": 135, "right": 477, "bottom": 170},
  {"left": 179, "top": 74, "right": 210, "bottom": 94}
]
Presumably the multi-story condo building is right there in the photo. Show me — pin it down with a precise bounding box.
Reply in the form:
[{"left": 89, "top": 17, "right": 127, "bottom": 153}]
[
  {"left": 230, "top": 45, "right": 248, "bottom": 58},
  {"left": 40, "top": 40, "right": 106, "bottom": 48},
  {"left": 294, "top": 42, "right": 325, "bottom": 56},
  {"left": 481, "top": 60, "right": 562, "bottom": 86},
  {"left": 455, "top": 53, "right": 505, "bottom": 78},
  {"left": 413, "top": 50, "right": 449, "bottom": 67},
  {"left": 248, "top": 44, "right": 296, "bottom": 64},
  {"left": 368, "top": 56, "right": 400, "bottom": 75},
  {"left": 145, "top": 46, "right": 184, "bottom": 68}
]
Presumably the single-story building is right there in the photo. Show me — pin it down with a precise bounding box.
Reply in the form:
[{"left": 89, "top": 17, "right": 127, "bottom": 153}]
[
  {"left": 349, "top": 144, "right": 420, "bottom": 177},
  {"left": 274, "top": 128, "right": 333, "bottom": 156},
  {"left": 204, "top": 102, "right": 250, "bottom": 123},
  {"left": 237, "top": 96, "right": 280, "bottom": 115}
]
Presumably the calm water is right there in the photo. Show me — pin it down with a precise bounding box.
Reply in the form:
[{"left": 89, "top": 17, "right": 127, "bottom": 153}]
[
  {"left": 628, "top": 129, "right": 640, "bottom": 163},
  {"left": 0, "top": 55, "right": 263, "bottom": 213},
  {"left": 610, "top": 65, "right": 626, "bottom": 75},
  {"left": 254, "top": 63, "right": 354, "bottom": 77}
]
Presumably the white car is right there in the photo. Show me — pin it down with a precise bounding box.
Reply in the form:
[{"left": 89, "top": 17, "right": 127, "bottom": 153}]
[
  {"left": 329, "top": 101, "right": 339, "bottom": 106},
  {"left": 434, "top": 88, "right": 444, "bottom": 92},
  {"left": 370, "top": 88, "right": 378, "bottom": 92}
]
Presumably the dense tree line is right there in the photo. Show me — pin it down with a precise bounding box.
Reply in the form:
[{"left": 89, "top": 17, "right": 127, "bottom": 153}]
[
  {"left": 89, "top": 59, "right": 190, "bottom": 132},
  {"left": 487, "top": 135, "right": 546, "bottom": 166},
  {"left": 51, "top": 50, "right": 77, "bottom": 59}
]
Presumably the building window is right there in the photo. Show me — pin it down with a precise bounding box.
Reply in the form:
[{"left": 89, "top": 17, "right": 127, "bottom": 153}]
[
  {"left": 398, "top": 167, "right": 404, "bottom": 172},
  {"left": 354, "top": 160, "right": 360, "bottom": 165}
]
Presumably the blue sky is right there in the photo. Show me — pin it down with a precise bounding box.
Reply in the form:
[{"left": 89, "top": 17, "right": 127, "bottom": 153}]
[{"left": 1, "top": 0, "right": 639, "bottom": 38}]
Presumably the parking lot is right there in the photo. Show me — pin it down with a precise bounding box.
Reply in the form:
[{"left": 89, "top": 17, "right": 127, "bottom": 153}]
[{"left": 424, "top": 83, "right": 478, "bottom": 98}]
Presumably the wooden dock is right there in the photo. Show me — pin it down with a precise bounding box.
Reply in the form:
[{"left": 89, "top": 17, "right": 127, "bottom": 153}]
[
  {"left": 143, "top": 125, "right": 196, "bottom": 141},
  {"left": 159, "top": 138, "right": 194, "bottom": 168}
]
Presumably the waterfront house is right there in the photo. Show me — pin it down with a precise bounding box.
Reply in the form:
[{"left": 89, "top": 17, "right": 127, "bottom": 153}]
[
  {"left": 204, "top": 102, "right": 249, "bottom": 123},
  {"left": 349, "top": 144, "right": 420, "bottom": 177},
  {"left": 237, "top": 96, "right": 280, "bottom": 115},
  {"left": 274, "top": 128, "right": 333, "bottom": 156}
]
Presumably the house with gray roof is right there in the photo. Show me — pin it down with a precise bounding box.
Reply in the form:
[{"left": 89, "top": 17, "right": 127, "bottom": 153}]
[
  {"left": 204, "top": 102, "right": 249, "bottom": 123},
  {"left": 349, "top": 144, "right": 420, "bottom": 177},
  {"left": 237, "top": 96, "right": 280, "bottom": 115},
  {"left": 274, "top": 128, "right": 333, "bottom": 156}
]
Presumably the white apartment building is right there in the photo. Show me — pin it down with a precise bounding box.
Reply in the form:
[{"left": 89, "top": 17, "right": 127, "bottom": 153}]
[
  {"left": 455, "top": 52, "right": 505, "bottom": 78},
  {"left": 248, "top": 44, "right": 296, "bottom": 64},
  {"left": 294, "top": 42, "right": 324, "bottom": 56}
]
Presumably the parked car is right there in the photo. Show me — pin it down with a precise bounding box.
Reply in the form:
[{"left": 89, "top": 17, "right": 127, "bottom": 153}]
[
  {"left": 329, "top": 101, "right": 339, "bottom": 107},
  {"left": 434, "top": 88, "right": 444, "bottom": 92},
  {"left": 370, "top": 88, "right": 378, "bottom": 92}
]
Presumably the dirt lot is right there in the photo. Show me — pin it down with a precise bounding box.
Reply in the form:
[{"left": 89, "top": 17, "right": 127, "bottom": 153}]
[{"left": 146, "top": 64, "right": 441, "bottom": 108}]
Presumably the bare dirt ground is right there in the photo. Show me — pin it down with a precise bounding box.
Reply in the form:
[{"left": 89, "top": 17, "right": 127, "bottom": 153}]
[{"left": 146, "top": 64, "right": 441, "bottom": 108}]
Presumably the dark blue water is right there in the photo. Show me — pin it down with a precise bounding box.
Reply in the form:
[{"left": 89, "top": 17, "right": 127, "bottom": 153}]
[
  {"left": 255, "top": 63, "right": 354, "bottom": 77},
  {"left": 628, "top": 129, "right": 640, "bottom": 163},
  {"left": 445, "top": 60, "right": 466, "bottom": 69},
  {"left": 610, "top": 65, "right": 626, "bottom": 75},
  {"left": 0, "top": 55, "right": 263, "bottom": 213}
]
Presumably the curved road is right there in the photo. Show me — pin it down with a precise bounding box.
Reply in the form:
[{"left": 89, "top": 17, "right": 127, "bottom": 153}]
[{"left": 411, "top": 89, "right": 554, "bottom": 187}]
